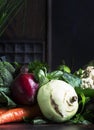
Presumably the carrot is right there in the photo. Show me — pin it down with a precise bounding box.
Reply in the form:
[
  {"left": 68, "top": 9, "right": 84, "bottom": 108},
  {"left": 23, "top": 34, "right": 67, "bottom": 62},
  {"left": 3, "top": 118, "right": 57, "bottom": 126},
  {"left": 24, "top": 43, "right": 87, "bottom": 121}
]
[{"left": 0, "top": 104, "right": 42, "bottom": 124}]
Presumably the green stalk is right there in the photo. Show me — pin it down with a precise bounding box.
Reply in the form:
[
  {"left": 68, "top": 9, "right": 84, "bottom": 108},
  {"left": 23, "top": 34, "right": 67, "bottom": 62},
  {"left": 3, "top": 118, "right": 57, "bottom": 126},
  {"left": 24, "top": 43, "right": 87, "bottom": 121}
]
[{"left": 0, "top": 0, "right": 24, "bottom": 36}]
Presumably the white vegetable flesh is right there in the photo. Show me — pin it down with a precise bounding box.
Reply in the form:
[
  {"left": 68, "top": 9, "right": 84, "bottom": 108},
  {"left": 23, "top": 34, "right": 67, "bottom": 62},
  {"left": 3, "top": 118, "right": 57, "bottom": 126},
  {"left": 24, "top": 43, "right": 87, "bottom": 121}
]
[{"left": 37, "top": 80, "right": 78, "bottom": 122}]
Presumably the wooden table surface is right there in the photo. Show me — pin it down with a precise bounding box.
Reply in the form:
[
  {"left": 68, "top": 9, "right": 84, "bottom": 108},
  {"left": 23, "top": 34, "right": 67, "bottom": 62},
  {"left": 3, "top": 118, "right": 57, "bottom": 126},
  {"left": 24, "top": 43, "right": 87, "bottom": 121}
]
[{"left": 0, "top": 123, "right": 94, "bottom": 130}]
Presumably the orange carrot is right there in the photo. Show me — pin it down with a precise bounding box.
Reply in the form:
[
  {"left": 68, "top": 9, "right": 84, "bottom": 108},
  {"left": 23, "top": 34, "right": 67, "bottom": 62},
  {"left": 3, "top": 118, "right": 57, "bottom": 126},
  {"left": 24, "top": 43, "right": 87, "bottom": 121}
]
[{"left": 0, "top": 104, "right": 42, "bottom": 124}]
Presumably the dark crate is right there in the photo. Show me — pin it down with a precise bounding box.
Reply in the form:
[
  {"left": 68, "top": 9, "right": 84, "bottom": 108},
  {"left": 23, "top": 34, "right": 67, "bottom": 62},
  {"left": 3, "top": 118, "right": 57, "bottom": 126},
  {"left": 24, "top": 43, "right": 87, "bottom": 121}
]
[{"left": 0, "top": 40, "right": 45, "bottom": 64}]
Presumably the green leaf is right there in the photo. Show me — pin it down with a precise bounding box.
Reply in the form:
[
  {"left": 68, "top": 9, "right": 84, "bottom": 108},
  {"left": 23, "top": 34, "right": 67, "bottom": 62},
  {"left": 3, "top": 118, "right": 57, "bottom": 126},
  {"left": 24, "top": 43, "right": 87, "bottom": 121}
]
[
  {"left": 47, "top": 70, "right": 63, "bottom": 80},
  {"left": 28, "top": 61, "right": 48, "bottom": 73},
  {"left": 0, "top": 86, "right": 10, "bottom": 95},
  {"left": 74, "top": 68, "right": 83, "bottom": 78},
  {"left": 75, "top": 87, "right": 94, "bottom": 98},
  {"left": 0, "top": 92, "right": 16, "bottom": 107},
  {"left": 0, "top": 0, "right": 24, "bottom": 36},
  {"left": 37, "top": 69, "right": 49, "bottom": 86},
  {"left": 70, "top": 114, "right": 91, "bottom": 125},
  {"left": 58, "top": 64, "right": 71, "bottom": 73},
  {"left": 62, "top": 72, "right": 82, "bottom": 87},
  {"left": 78, "top": 93, "right": 89, "bottom": 113},
  {"left": 28, "top": 61, "right": 49, "bottom": 86},
  {"left": 0, "top": 67, "right": 13, "bottom": 87}
]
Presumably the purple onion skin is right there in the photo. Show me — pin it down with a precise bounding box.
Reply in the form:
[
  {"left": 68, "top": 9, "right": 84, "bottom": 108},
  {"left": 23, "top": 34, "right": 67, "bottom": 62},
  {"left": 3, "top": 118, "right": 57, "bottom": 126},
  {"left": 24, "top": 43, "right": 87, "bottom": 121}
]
[{"left": 11, "top": 72, "right": 39, "bottom": 105}]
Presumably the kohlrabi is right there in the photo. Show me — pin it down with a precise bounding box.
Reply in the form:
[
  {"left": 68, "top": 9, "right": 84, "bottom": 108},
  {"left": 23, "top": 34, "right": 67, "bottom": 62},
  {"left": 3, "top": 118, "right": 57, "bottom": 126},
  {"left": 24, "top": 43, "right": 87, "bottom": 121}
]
[{"left": 37, "top": 80, "right": 78, "bottom": 122}]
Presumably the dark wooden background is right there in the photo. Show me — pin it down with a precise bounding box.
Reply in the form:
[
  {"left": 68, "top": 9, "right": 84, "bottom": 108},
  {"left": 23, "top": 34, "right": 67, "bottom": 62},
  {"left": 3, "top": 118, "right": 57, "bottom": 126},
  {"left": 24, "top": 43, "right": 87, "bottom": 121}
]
[
  {"left": 2, "top": 0, "right": 47, "bottom": 41},
  {"left": 0, "top": 0, "right": 48, "bottom": 64},
  {"left": 1, "top": 0, "right": 94, "bottom": 70},
  {"left": 50, "top": 0, "right": 94, "bottom": 71}
]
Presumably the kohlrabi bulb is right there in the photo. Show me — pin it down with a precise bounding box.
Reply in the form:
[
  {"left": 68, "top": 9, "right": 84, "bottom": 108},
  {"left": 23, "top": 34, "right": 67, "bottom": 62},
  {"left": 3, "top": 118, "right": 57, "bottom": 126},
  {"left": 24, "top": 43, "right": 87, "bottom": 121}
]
[{"left": 37, "top": 80, "right": 78, "bottom": 122}]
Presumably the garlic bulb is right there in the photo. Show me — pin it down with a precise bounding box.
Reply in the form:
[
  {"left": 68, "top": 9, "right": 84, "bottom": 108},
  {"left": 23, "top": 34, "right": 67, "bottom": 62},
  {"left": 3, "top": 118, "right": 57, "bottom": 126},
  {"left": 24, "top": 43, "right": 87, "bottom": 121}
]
[{"left": 37, "top": 80, "right": 78, "bottom": 122}]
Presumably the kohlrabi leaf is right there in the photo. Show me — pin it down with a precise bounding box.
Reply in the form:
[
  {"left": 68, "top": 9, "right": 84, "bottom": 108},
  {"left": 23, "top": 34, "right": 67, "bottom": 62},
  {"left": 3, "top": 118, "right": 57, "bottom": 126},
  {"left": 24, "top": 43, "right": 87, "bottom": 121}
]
[
  {"left": 78, "top": 93, "right": 90, "bottom": 113},
  {"left": 28, "top": 61, "right": 49, "bottom": 86},
  {"left": 36, "top": 69, "right": 49, "bottom": 86},
  {"left": 62, "top": 72, "right": 82, "bottom": 87},
  {"left": 47, "top": 70, "right": 63, "bottom": 80},
  {"left": 75, "top": 87, "right": 94, "bottom": 98}
]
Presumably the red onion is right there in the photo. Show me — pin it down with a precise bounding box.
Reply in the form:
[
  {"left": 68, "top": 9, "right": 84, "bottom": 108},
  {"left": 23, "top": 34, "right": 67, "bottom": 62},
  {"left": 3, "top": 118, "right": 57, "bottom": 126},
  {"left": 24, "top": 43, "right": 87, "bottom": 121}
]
[{"left": 10, "top": 66, "right": 39, "bottom": 105}]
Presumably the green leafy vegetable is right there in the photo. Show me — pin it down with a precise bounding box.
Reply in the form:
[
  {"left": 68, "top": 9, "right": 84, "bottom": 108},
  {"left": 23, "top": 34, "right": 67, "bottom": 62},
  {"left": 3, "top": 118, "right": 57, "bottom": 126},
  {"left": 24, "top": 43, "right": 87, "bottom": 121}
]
[
  {"left": 47, "top": 70, "right": 63, "bottom": 80},
  {"left": 78, "top": 93, "right": 90, "bottom": 113},
  {"left": 58, "top": 64, "right": 71, "bottom": 73},
  {"left": 0, "top": 92, "right": 16, "bottom": 107},
  {"left": 28, "top": 61, "right": 82, "bottom": 88},
  {"left": 0, "top": 61, "right": 16, "bottom": 107},
  {"left": 28, "top": 61, "right": 49, "bottom": 86},
  {"left": 75, "top": 87, "right": 94, "bottom": 98},
  {"left": 3, "top": 61, "right": 15, "bottom": 74},
  {"left": 62, "top": 72, "right": 82, "bottom": 87},
  {"left": 0, "top": 0, "right": 24, "bottom": 36},
  {"left": 37, "top": 69, "right": 49, "bottom": 86},
  {"left": 70, "top": 113, "right": 91, "bottom": 125},
  {"left": 28, "top": 61, "right": 48, "bottom": 73},
  {"left": 0, "top": 61, "right": 15, "bottom": 88}
]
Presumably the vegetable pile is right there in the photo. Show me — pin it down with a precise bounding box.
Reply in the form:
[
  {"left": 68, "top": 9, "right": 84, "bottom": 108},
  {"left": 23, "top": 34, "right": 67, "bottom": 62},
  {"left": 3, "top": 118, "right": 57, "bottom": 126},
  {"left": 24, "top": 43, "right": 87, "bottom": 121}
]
[{"left": 0, "top": 60, "right": 94, "bottom": 125}]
